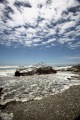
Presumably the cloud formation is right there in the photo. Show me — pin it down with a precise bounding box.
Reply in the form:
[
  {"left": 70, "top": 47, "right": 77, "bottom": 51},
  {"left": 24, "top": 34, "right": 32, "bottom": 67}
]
[
  {"left": 0, "top": 0, "right": 80, "bottom": 48},
  {"left": 66, "top": 55, "right": 80, "bottom": 60}
]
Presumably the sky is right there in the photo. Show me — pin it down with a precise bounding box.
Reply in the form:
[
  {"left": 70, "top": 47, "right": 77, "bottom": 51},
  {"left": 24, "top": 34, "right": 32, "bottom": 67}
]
[{"left": 0, "top": 0, "right": 80, "bottom": 66}]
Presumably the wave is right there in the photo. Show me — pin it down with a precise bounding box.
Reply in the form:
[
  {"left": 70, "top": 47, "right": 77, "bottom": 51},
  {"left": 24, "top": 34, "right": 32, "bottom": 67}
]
[
  {"left": 0, "top": 65, "right": 29, "bottom": 77},
  {"left": 54, "top": 66, "right": 72, "bottom": 70},
  {"left": 0, "top": 71, "right": 80, "bottom": 105},
  {"left": 0, "top": 66, "right": 19, "bottom": 69},
  {"left": 0, "top": 70, "right": 16, "bottom": 77}
]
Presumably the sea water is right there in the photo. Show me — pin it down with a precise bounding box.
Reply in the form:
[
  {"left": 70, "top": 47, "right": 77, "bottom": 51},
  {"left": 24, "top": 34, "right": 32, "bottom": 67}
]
[{"left": 0, "top": 66, "right": 80, "bottom": 104}]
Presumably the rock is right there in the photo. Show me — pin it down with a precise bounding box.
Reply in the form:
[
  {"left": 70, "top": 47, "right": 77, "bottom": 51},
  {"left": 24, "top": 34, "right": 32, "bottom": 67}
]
[
  {"left": 71, "top": 76, "right": 79, "bottom": 78},
  {"left": 15, "top": 70, "right": 20, "bottom": 76},
  {"left": 75, "top": 115, "right": 80, "bottom": 120},
  {"left": 0, "top": 87, "right": 4, "bottom": 96},
  {"left": 36, "top": 66, "right": 57, "bottom": 75},
  {"left": 15, "top": 65, "right": 57, "bottom": 76},
  {"left": 67, "top": 78, "right": 71, "bottom": 80},
  {"left": 0, "top": 87, "right": 3, "bottom": 92},
  {"left": 67, "top": 64, "right": 80, "bottom": 72}
]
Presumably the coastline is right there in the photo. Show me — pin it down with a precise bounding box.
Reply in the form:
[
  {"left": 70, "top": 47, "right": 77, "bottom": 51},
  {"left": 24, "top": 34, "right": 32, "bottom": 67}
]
[
  {"left": 1, "top": 84, "right": 80, "bottom": 120},
  {"left": 0, "top": 65, "right": 80, "bottom": 120}
]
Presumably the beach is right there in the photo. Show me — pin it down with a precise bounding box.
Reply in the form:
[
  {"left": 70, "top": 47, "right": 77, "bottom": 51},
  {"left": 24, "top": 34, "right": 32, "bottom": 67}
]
[
  {"left": 0, "top": 0, "right": 80, "bottom": 119},
  {"left": 1, "top": 85, "right": 80, "bottom": 120},
  {"left": 0, "top": 66, "right": 80, "bottom": 120}
]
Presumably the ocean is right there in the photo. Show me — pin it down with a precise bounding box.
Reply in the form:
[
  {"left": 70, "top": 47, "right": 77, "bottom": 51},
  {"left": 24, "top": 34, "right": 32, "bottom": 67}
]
[{"left": 0, "top": 65, "right": 80, "bottom": 104}]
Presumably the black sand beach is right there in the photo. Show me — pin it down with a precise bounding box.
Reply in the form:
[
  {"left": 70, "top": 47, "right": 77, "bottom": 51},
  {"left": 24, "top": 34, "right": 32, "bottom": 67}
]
[{"left": 1, "top": 85, "right": 80, "bottom": 120}]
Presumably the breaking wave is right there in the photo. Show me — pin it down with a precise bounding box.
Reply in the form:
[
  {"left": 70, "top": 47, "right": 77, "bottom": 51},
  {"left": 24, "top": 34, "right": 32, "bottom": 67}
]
[{"left": 0, "top": 66, "right": 80, "bottom": 104}]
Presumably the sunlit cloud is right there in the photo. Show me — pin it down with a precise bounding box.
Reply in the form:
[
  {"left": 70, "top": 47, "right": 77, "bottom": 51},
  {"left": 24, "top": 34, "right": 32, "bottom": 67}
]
[{"left": 0, "top": 0, "right": 80, "bottom": 48}]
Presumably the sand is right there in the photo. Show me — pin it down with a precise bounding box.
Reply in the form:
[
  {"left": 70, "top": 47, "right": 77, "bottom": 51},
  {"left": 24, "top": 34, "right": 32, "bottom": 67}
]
[{"left": 0, "top": 84, "right": 80, "bottom": 120}]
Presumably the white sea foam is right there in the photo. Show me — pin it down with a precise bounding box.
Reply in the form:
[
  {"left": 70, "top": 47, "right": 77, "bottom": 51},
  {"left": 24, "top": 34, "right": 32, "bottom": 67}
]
[
  {"left": 54, "top": 66, "right": 72, "bottom": 70},
  {"left": 0, "top": 65, "right": 32, "bottom": 77},
  {"left": 0, "top": 112, "right": 13, "bottom": 120},
  {"left": 0, "top": 70, "right": 15, "bottom": 77},
  {"left": 0, "top": 66, "right": 19, "bottom": 77},
  {"left": 0, "top": 66, "right": 80, "bottom": 104},
  {"left": 34, "top": 96, "right": 43, "bottom": 100},
  {"left": 0, "top": 66, "right": 19, "bottom": 69}
]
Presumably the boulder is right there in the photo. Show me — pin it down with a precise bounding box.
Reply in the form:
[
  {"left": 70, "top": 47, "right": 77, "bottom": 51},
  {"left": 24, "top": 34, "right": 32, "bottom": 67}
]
[
  {"left": 15, "top": 70, "right": 20, "bottom": 76},
  {"left": 15, "top": 65, "right": 57, "bottom": 76},
  {"left": 0, "top": 87, "right": 4, "bottom": 96},
  {"left": 67, "top": 65, "right": 80, "bottom": 72},
  {"left": 35, "top": 66, "right": 57, "bottom": 75}
]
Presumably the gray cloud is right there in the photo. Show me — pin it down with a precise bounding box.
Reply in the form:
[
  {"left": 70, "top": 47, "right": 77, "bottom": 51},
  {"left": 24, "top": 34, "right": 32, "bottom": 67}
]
[
  {"left": 0, "top": 0, "right": 5, "bottom": 3},
  {"left": 0, "top": 0, "right": 80, "bottom": 48}
]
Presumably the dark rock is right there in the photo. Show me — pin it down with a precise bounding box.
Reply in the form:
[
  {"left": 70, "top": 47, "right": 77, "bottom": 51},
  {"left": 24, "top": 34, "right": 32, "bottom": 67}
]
[
  {"left": 15, "top": 70, "right": 20, "bottom": 76},
  {"left": 67, "top": 75, "right": 79, "bottom": 80},
  {"left": 36, "top": 66, "right": 57, "bottom": 75},
  {"left": 67, "top": 64, "right": 80, "bottom": 72},
  {"left": 15, "top": 65, "right": 57, "bottom": 76},
  {"left": 75, "top": 115, "right": 80, "bottom": 120},
  {"left": 0, "top": 87, "right": 4, "bottom": 97},
  {"left": 71, "top": 76, "right": 79, "bottom": 78},
  {"left": 67, "top": 78, "right": 71, "bottom": 80},
  {"left": 0, "top": 87, "right": 3, "bottom": 93}
]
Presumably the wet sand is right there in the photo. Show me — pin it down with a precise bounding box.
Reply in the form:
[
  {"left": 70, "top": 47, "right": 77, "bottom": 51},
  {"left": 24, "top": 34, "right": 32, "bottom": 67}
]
[{"left": 1, "top": 85, "right": 80, "bottom": 120}]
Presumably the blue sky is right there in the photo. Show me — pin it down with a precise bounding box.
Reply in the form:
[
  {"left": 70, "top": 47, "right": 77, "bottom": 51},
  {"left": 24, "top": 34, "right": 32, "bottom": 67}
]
[{"left": 0, "top": 0, "right": 80, "bottom": 65}]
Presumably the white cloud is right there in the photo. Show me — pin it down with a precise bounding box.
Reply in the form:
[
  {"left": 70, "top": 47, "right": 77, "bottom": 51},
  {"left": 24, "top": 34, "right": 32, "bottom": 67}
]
[
  {"left": 60, "top": 21, "right": 76, "bottom": 32},
  {"left": 0, "top": 3, "right": 4, "bottom": 16},
  {"left": 70, "top": 13, "right": 80, "bottom": 23},
  {"left": 47, "top": 39, "right": 56, "bottom": 43},
  {"left": 42, "top": 38, "right": 56, "bottom": 45},
  {"left": 38, "top": 20, "right": 47, "bottom": 28},
  {"left": 58, "top": 38, "right": 72, "bottom": 44},
  {"left": 45, "top": 29, "right": 56, "bottom": 37},
  {"left": 27, "top": 28, "right": 36, "bottom": 34},
  {"left": 7, "top": 12, "right": 24, "bottom": 27},
  {"left": 25, "top": 40, "right": 32, "bottom": 46},
  {"left": 21, "top": 6, "right": 39, "bottom": 25},
  {"left": 66, "top": 55, "right": 80, "bottom": 60},
  {"left": 0, "top": 0, "right": 80, "bottom": 48},
  {"left": 33, "top": 43, "right": 40, "bottom": 46},
  {"left": 67, "top": 0, "right": 79, "bottom": 8},
  {"left": 26, "top": 0, "right": 47, "bottom": 7},
  {"left": 68, "top": 42, "right": 80, "bottom": 49},
  {"left": 16, "top": 26, "right": 26, "bottom": 32},
  {"left": 33, "top": 39, "right": 42, "bottom": 43}
]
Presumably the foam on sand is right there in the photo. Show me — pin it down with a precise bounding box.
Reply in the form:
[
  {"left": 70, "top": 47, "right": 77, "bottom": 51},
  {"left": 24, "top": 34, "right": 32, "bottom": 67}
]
[{"left": 0, "top": 70, "right": 80, "bottom": 104}]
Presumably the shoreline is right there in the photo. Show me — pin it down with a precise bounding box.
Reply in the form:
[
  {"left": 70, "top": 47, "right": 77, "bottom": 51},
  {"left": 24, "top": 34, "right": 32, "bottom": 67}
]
[
  {"left": 0, "top": 71, "right": 80, "bottom": 105},
  {"left": 1, "top": 84, "right": 80, "bottom": 120},
  {"left": 0, "top": 67, "right": 80, "bottom": 120}
]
